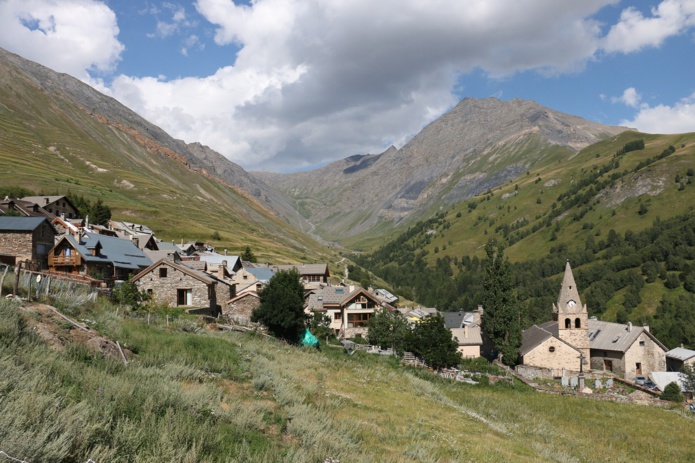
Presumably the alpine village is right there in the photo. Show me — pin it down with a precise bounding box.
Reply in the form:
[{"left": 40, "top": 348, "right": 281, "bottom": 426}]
[{"left": 1, "top": 45, "right": 695, "bottom": 463}]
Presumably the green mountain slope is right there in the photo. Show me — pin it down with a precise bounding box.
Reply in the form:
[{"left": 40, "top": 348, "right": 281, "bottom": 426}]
[
  {"left": 355, "top": 132, "right": 695, "bottom": 346},
  {"left": 0, "top": 48, "right": 322, "bottom": 263}
]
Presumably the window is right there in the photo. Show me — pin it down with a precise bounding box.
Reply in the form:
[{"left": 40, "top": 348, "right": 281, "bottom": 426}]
[
  {"left": 575, "top": 318, "right": 581, "bottom": 328},
  {"left": 334, "top": 312, "right": 342, "bottom": 320},
  {"left": 639, "top": 340, "right": 645, "bottom": 346},
  {"left": 549, "top": 346, "right": 556, "bottom": 353},
  {"left": 177, "top": 288, "right": 192, "bottom": 306},
  {"left": 565, "top": 318, "right": 571, "bottom": 329},
  {"left": 347, "top": 313, "right": 371, "bottom": 327},
  {"left": 159, "top": 267, "right": 168, "bottom": 278}
]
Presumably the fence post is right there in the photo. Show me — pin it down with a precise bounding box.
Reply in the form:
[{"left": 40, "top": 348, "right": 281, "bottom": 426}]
[
  {"left": 13, "top": 262, "right": 21, "bottom": 296},
  {"left": 0, "top": 264, "right": 8, "bottom": 297}
]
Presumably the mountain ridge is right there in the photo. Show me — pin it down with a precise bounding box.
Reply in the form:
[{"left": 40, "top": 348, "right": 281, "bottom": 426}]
[{"left": 255, "top": 97, "right": 631, "bottom": 244}]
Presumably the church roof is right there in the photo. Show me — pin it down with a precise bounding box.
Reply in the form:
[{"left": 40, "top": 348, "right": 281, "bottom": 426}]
[{"left": 555, "top": 261, "right": 582, "bottom": 313}]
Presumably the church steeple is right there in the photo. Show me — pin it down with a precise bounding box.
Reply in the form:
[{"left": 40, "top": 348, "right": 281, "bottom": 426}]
[
  {"left": 554, "top": 260, "right": 583, "bottom": 314},
  {"left": 553, "top": 260, "right": 590, "bottom": 361}
]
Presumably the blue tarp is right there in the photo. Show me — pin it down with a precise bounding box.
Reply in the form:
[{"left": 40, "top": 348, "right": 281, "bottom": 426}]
[{"left": 302, "top": 329, "right": 319, "bottom": 348}]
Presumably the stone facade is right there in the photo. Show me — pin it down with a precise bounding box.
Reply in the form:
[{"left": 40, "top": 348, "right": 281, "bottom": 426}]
[
  {"left": 0, "top": 221, "right": 55, "bottom": 268},
  {"left": 591, "top": 331, "right": 666, "bottom": 381},
  {"left": 223, "top": 293, "right": 260, "bottom": 324},
  {"left": 523, "top": 336, "right": 582, "bottom": 374},
  {"left": 133, "top": 261, "right": 216, "bottom": 309}
]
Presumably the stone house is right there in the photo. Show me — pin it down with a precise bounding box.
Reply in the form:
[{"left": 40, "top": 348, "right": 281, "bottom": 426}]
[
  {"left": 47, "top": 231, "right": 151, "bottom": 282},
  {"left": 272, "top": 263, "right": 330, "bottom": 289},
  {"left": 21, "top": 195, "right": 79, "bottom": 219},
  {"left": 132, "top": 259, "right": 222, "bottom": 312},
  {"left": 305, "top": 285, "right": 382, "bottom": 338},
  {"left": 0, "top": 217, "right": 56, "bottom": 268},
  {"left": 519, "top": 261, "right": 667, "bottom": 380},
  {"left": 0, "top": 197, "right": 55, "bottom": 220},
  {"left": 231, "top": 267, "right": 274, "bottom": 292}
]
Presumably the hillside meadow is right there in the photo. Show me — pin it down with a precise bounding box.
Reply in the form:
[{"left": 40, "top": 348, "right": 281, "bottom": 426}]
[{"left": 1, "top": 295, "right": 693, "bottom": 463}]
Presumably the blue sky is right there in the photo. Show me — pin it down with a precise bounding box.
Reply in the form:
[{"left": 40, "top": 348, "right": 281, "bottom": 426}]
[{"left": 0, "top": 1, "right": 694, "bottom": 173}]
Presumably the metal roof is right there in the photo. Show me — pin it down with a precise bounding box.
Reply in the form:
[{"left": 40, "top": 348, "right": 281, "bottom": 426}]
[
  {"left": 588, "top": 319, "right": 650, "bottom": 353},
  {"left": 132, "top": 259, "right": 216, "bottom": 285},
  {"left": 650, "top": 371, "right": 687, "bottom": 392},
  {"left": 0, "top": 216, "right": 52, "bottom": 231},
  {"left": 666, "top": 347, "right": 695, "bottom": 362},
  {"left": 273, "top": 263, "right": 329, "bottom": 276},
  {"left": 246, "top": 267, "right": 275, "bottom": 282},
  {"left": 66, "top": 232, "right": 151, "bottom": 270}
]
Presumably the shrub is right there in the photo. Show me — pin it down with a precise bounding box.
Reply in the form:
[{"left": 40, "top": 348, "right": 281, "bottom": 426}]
[{"left": 660, "top": 381, "right": 683, "bottom": 402}]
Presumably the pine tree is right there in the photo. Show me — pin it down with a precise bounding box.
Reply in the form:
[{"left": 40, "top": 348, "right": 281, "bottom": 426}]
[
  {"left": 241, "top": 246, "right": 257, "bottom": 263},
  {"left": 251, "top": 268, "right": 306, "bottom": 343},
  {"left": 481, "top": 240, "right": 521, "bottom": 366}
]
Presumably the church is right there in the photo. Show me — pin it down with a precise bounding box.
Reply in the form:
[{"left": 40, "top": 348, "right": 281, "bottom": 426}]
[{"left": 519, "top": 261, "right": 667, "bottom": 381}]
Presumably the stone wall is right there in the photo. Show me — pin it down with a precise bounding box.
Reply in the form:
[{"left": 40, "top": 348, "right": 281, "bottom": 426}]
[
  {"left": 589, "top": 349, "right": 625, "bottom": 376},
  {"left": 222, "top": 293, "right": 259, "bottom": 325},
  {"left": 0, "top": 231, "right": 33, "bottom": 263},
  {"left": 135, "top": 263, "right": 214, "bottom": 309},
  {"left": 0, "top": 224, "right": 54, "bottom": 268},
  {"left": 523, "top": 336, "right": 582, "bottom": 372},
  {"left": 624, "top": 332, "right": 666, "bottom": 381}
]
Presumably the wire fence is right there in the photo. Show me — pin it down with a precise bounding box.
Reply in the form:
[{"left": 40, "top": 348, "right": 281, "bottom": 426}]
[{"left": 0, "top": 450, "right": 97, "bottom": 463}]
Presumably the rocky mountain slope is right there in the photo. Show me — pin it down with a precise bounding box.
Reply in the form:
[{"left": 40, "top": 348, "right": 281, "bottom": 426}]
[
  {"left": 256, "top": 98, "right": 630, "bottom": 244},
  {"left": 0, "top": 47, "right": 318, "bottom": 261}
]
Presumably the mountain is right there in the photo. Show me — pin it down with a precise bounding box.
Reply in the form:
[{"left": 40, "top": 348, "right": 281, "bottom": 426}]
[
  {"left": 0, "top": 47, "right": 318, "bottom": 262},
  {"left": 255, "top": 98, "right": 630, "bottom": 245}
]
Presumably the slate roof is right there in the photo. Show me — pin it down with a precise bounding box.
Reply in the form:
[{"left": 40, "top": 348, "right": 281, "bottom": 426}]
[
  {"left": 132, "top": 259, "right": 215, "bottom": 285},
  {"left": 197, "top": 253, "right": 240, "bottom": 269},
  {"left": 65, "top": 232, "right": 152, "bottom": 270},
  {"left": 666, "top": 347, "right": 695, "bottom": 362},
  {"left": 0, "top": 216, "right": 53, "bottom": 232},
  {"left": 306, "top": 286, "right": 379, "bottom": 311},
  {"left": 587, "top": 319, "right": 666, "bottom": 352},
  {"left": 156, "top": 241, "right": 180, "bottom": 252},
  {"left": 246, "top": 267, "right": 275, "bottom": 282},
  {"left": 0, "top": 198, "right": 55, "bottom": 219},
  {"left": 273, "top": 263, "right": 329, "bottom": 276},
  {"left": 442, "top": 312, "right": 466, "bottom": 329},
  {"left": 143, "top": 249, "right": 180, "bottom": 262},
  {"left": 181, "top": 260, "right": 208, "bottom": 271},
  {"left": 520, "top": 322, "right": 564, "bottom": 356}
]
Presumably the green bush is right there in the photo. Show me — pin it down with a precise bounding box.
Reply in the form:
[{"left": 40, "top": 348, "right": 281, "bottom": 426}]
[{"left": 660, "top": 381, "right": 683, "bottom": 402}]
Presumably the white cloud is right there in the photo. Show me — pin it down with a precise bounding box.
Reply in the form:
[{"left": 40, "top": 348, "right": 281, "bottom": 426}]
[
  {"left": 612, "top": 87, "right": 642, "bottom": 108},
  {"left": 2, "top": 0, "right": 695, "bottom": 171},
  {"left": 603, "top": 0, "right": 695, "bottom": 53},
  {"left": 621, "top": 93, "right": 695, "bottom": 134},
  {"left": 0, "top": 0, "right": 123, "bottom": 79},
  {"left": 105, "top": 0, "right": 618, "bottom": 170}
]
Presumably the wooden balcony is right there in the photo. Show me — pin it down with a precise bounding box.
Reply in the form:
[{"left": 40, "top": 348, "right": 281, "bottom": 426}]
[{"left": 48, "top": 256, "right": 80, "bottom": 266}]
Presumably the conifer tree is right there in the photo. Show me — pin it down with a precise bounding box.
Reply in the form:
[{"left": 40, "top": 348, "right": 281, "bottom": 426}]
[
  {"left": 251, "top": 268, "right": 306, "bottom": 343},
  {"left": 481, "top": 240, "right": 521, "bottom": 366}
]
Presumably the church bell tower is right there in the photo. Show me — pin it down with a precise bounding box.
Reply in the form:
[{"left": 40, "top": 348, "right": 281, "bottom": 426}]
[{"left": 553, "top": 261, "right": 590, "bottom": 361}]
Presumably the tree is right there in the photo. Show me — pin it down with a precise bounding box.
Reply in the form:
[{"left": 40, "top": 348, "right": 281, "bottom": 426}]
[
  {"left": 241, "top": 246, "right": 257, "bottom": 263},
  {"left": 308, "top": 312, "right": 332, "bottom": 341},
  {"left": 251, "top": 269, "right": 306, "bottom": 343},
  {"left": 680, "top": 363, "right": 695, "bottom": 394},
  {"left": 407, "top": 314, "right": 460, "bottom": 369},
  {"left": 112, "top": 278, "right": 150, "bottom": 308},
  {"left": 367, "top": 308, "right": 410, "bottom": 354},
  {"left": 481, "top": 240, "right": 521, "bottom": 366},
  {"left": 660, "top": 381, "right": 683, "bottom": 402},
  {"left": 89, "top": 199, "right": 112, "bottom": 225}
]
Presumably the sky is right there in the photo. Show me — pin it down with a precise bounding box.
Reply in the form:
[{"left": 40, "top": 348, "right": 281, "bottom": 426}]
[{"left": 0, "top": 1, "right": 694, "bottom": 173}]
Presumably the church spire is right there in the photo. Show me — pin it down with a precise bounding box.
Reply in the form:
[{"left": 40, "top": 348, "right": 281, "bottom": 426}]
[{"left": 555, "top": 260, "right": 582, "bottom": 313}]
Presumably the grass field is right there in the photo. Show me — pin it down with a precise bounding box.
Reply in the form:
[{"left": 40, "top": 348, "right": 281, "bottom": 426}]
[{"left": 1, "top": 294, "right": 694, "bottom": 463}]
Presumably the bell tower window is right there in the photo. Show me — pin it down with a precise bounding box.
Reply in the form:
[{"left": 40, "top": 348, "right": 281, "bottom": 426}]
[
  {"left": 565, "top": 318, "right": 571, "bottom": 329},
  {"left": 575, "top": 318, "right": 581, "bottom": 328}
]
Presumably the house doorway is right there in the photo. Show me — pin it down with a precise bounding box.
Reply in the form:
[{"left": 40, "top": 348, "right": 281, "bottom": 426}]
[
  {"left": 636, "top": 362, "right": 642, "bottom": 375},
  {"left": 177, "top": 288, "right": 192, "bottom": 306},
  {"left": 604, "top": 359, "right": 613, "bottom": 371}
]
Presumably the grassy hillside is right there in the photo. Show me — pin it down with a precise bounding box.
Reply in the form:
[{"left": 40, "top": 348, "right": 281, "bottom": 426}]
[
  {"left": 0, "top": 54, "right": 330, "bottom": 265},
  {"left": 2, "top": 297, "right": 694, "bottom": 462}
]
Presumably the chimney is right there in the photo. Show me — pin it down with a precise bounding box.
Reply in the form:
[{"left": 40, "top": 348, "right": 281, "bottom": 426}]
[
  {"left": 627, "top": 321, "right": 632, "bottom": 332},
  {"left": 220, "top": 261, "right": 227, "bottom": 278},
  {"left": 464, "top": 325, "right": 469, "bottom": 338},
  {"left": 44, "top": 197, "right": 49, "bottom": 205}
]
